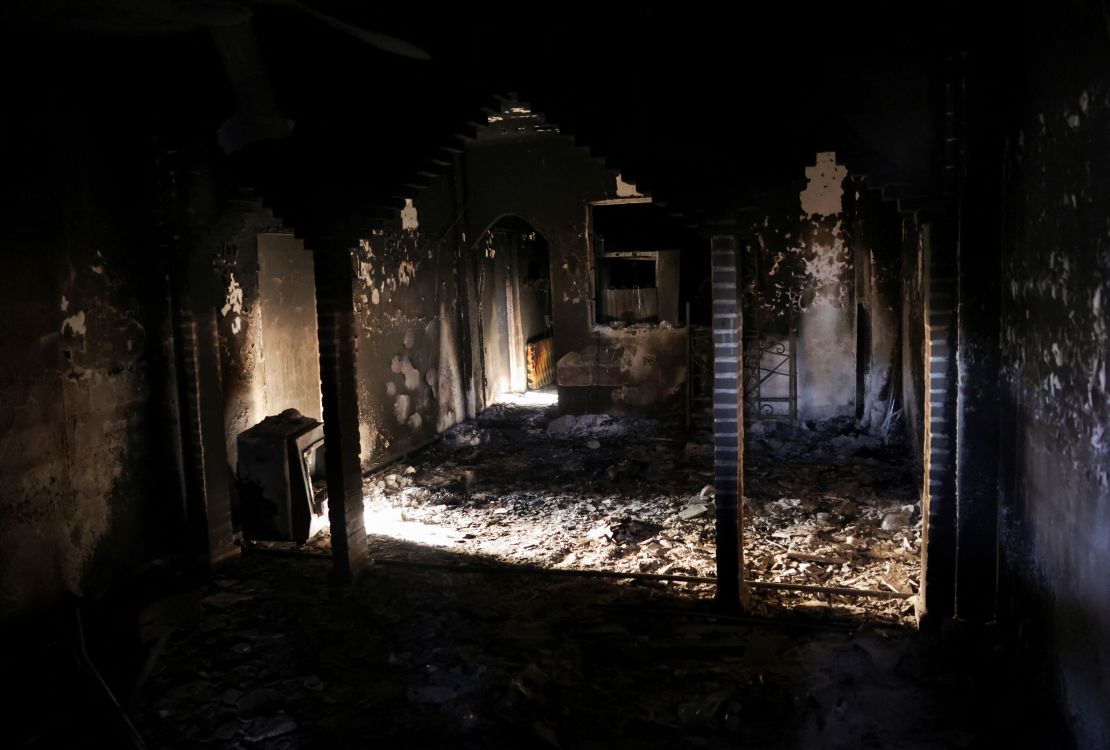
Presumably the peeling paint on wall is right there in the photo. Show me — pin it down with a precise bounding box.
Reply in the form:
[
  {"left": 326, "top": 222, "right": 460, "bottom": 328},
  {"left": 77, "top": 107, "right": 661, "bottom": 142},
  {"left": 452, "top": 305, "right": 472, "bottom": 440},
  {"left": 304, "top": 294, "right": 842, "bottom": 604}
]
[
  {"left": 800, "top": 223, "right": 850, "bottom": 311},
  {"left": 1000, "top": 74, "right": 1110, "bottom": 749},
  {"left": 401, "top": 198, "right": 419, "bottom": 231},
  {"left": 799, "top": 152, "right": 848, "bottom": 218},
  {"left": 746, "top": 163, "right": 899, "bottom": 423},
  {"left": 220, "top": 272, "right": 244, "bottom": 334},
  {"left": 61, "top": 310, "right": 87, "bottom": 337},
  {"left": 615, "top": 173, "right": 642, "bottom": 197},
  {"left": 391, "top": 354, "right": 422, "bottom": 391},
  {"left": 394, "top": 393, "right": 411, "bottom": 423},
  {"left": 2, "top": 242, "right": 152, "bottom": 615}
]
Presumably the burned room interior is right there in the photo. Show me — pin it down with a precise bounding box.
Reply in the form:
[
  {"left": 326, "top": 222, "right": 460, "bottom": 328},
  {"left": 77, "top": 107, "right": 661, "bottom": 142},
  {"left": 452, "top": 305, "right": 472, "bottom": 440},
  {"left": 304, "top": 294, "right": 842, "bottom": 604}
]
[{"left": 1, "top": 2, "right": 1108, "bottom": 748}]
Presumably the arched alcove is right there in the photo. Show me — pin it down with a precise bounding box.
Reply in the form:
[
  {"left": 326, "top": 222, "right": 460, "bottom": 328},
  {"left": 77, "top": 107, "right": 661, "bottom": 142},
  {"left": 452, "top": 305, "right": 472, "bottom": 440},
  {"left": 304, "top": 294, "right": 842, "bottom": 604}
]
[{"left": 471, "top": 215, "right": 554, "bottom": 406}]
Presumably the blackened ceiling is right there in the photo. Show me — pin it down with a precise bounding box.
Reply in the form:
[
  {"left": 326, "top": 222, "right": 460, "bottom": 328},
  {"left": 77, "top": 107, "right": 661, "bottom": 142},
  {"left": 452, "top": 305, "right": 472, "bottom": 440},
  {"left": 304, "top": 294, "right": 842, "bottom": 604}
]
[{"left": 2, "top": 1, "right": 1030, "bottom": 231}]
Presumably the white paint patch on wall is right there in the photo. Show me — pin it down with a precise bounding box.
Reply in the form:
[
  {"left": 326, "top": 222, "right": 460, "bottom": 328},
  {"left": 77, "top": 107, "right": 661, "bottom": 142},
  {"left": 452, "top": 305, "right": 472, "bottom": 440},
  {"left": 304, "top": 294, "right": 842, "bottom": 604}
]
[
  {"left": 394, "top": 393, "right": 411, "bottom": 423},
  {"left": 615, "top": 174, "right": 642, "bottom": 197},
  {"left": 391, "top": 354, "right": 422, "bottom": 391},
  {"left": 398, "top": 260, "right": 417, "bottom": 286},
  {"left": 358, "top": 259, "right": 374, "bottom": 289},
  {"left": 220, "top": 273, "right": 244, "bottom": 334},
  {"left": 799, "top": 152, "right": 848, "bottom": 217},
  {"left": 401, "top": 198, "right": 419, "bottom": 231},
  {"left": 800, "top": 239, "right": 850, "bottom": 309},
  {"left": 61, "top": 310, "right": 86, "bottom": 336}
]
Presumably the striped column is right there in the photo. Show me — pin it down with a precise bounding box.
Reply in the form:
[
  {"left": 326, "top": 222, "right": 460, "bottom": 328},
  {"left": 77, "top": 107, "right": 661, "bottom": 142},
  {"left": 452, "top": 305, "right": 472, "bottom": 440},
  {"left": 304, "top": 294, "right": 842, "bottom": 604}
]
[
  {"left": 921, "top": 221, "right": 958, "bottom": 622},
  {"left": 711, "top": 234, "right": 747, "bottom": 609}
]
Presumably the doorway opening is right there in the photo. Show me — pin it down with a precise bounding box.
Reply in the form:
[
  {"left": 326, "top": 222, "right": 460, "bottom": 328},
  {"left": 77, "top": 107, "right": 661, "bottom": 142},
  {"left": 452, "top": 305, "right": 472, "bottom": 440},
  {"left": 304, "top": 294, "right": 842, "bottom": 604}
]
[{"left": 475, "top": 216, "right": 555, "bottom": 407}]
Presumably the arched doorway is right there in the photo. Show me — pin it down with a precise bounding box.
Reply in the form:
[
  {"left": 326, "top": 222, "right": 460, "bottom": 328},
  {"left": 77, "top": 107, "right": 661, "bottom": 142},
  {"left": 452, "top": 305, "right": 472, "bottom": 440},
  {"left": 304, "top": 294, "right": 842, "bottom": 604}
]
[{"left": 474, "top": 216, "right": 554, "bottom": 406}]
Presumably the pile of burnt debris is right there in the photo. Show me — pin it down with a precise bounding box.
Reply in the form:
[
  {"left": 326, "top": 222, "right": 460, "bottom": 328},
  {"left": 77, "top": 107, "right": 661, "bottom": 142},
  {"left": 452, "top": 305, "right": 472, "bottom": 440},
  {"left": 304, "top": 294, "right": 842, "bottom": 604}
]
[
  {"left": 127, "top": 538, "right": 1054, "bottom": 749},
  {"left": 743, "top": 417, "right": 921, "bottom": 625},
  {"left": 306, "top": 399, "right": 920, "bottom": 626},
  {"left": 120, "top": 403, "right": 1065, "bottom": 749}
]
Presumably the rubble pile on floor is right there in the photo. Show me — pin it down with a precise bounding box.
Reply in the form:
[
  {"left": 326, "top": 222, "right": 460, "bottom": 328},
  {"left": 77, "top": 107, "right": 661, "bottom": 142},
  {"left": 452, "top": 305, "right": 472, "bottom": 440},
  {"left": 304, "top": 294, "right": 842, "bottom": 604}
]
[
  {"left": 743, "top": 418, "right": 921, "bottom": 625},
  {"left": 133, "top": 549, "right": 992, "bottom": 749},
  {"left": 130, "top": 404, "right": 1055, "bottom": 748},
  {"left": 313, "top": 398, "right": 920, "bottom": 626}
]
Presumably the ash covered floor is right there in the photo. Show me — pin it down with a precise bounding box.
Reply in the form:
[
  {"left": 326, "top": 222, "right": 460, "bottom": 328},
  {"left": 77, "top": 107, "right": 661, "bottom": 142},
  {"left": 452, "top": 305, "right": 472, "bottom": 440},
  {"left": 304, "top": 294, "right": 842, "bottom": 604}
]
[
  {"left": 130, "top": 399, "right": 1049, "bottom": 749},
  {"left": 132, "top": 539, "right": 1047, "bottom": 749},
  {"left": 308, "top": 393, "right": 921, "bottom": 626}
]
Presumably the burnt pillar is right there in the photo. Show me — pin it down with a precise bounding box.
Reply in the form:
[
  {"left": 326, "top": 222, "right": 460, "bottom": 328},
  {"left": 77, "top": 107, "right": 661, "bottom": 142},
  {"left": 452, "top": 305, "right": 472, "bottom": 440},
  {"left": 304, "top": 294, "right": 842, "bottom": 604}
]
[
  {"left": 711, "top": 233, "right": 747, "bottom": 609},
  {"left": 921, "top": 220, "right": 959, "bottom": 623},
  {"left": 919, "top": 55, "right": 964, "bottom": 624},
  {"left": 172, "top": 302, "right": 239, "bottom": 567},
  {"left": 954, "top": 52, "right": 1003, "bottom": 621},
  {"left": 313, "top": 243, "right": 370, "bottom": 583}
]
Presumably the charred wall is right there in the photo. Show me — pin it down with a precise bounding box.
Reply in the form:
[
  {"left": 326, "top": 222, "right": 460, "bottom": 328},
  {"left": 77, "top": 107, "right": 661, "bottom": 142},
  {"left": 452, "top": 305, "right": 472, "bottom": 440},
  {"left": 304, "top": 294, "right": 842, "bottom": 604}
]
[
  {"left": 351, "top": 177, "right": 467, "bottom": 470},
  {"left": 846, "top": 186, "right": 904, "bottom": 433},
  {"left": 900, "top": 216, "right": 929, "bottom": 468},
  {"left": 206, "top": 202, "right": 283, "bottom": 470},
  {"left": 210, "top": 210, "right": 323, "bottom": 477},
  {"left": 746, "top": 154, "right": 902, "bottom": 426},
  {"left": 0, "top": 58, "right": 185, "bottom": 615},
  {"left": 997, "top": 5, "right": 1110, "bottom": 745},
  {"left": 464, "top": 130, "right": 688, "bottom": 414}
]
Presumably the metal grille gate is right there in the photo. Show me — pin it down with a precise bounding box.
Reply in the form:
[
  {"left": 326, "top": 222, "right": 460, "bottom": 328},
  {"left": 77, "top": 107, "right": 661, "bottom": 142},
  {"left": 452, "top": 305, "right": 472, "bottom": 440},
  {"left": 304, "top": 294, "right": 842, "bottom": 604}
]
[{"left": 741, "top": 241, "right": 798, "bottom": 420}]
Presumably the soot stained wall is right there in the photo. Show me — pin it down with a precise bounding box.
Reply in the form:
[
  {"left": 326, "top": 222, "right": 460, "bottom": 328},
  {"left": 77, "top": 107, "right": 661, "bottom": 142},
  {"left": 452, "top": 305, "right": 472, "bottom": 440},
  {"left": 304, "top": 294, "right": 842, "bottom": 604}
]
[
  {"left": 747, "top": 154, "right": 902, "bottom": 426},
  {"left": 998, "top": 9, "right": 1110, "bottom": 744},
  {"left": 213, "top": 217, "right": 322, "bottom": 476},
  {"left": 0, "top": 75, "right": 182, "bottom": 615},
  {"left": 464, "top": 131, "right": 689, "bottom": 414},
  {"left": 352, "top": 177, "right": 467, "bottom": 470},
  {"left": 900, "top": 217, "right": 929, "bottom": 466}
]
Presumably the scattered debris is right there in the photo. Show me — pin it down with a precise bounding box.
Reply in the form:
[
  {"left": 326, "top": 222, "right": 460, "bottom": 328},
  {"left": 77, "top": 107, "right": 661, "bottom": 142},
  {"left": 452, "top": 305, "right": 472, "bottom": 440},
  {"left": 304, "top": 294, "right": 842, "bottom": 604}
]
[
  {"left": 315, "top": 399, "right": 923, "bottom": 626},
  {"left": 678, "top": 503, "right": 712, "bottom": 520}
]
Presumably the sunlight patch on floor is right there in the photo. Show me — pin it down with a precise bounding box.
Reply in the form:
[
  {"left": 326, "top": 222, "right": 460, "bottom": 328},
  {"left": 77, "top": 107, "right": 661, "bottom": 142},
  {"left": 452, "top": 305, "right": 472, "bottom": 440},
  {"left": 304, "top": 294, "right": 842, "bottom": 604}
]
[
  {"left": 363, "top": 507, "right": 465, "bottom": 547},
  {"left": 493, "top": 388, "right": 558, "bottom": 407}
]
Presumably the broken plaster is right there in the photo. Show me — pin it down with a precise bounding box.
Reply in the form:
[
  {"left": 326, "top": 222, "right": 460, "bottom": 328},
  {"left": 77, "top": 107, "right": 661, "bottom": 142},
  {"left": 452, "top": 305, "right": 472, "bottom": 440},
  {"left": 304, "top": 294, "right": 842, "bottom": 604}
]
[
  {"left": 615, "top": 174, "right": 642, "bottom": 198},
  {"left": 61, "top": 310, "right": 86, "bottom": 337},
  {"left": 401, "top": 198, "right": 419, "bottom": 231},
  {"left": 800, "top": 152, "right": 848, "bottom": 218},
  {"left": 220, "top": 273, "right": 244, "bottom": 334}
]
